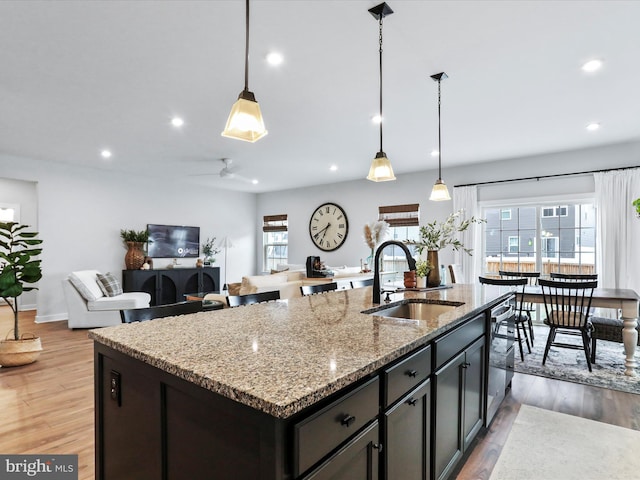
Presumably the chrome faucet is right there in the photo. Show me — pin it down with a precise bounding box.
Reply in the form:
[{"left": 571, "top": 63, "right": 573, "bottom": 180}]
[{"left": 372, "top": 240, "right": 417, "bottom": 304}]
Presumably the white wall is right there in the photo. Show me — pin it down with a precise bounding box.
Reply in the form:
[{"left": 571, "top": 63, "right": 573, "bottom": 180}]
[
  {"left": 257, "top": 140, "right": 640, "bottom": 275},
  {"left": 0, "top": 154, "right": 257, "bottom": 322},
  {"left": 0, "top": 177, "right": 38, "bottom": 310}
]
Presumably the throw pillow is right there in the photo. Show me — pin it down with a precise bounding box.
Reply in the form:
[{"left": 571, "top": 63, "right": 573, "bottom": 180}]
[
  {"left": 69, "top": 270, "right": 104, "bottom": 302},
  {"left": 96, "top": 272, "right": 124, "bottom": 297}
]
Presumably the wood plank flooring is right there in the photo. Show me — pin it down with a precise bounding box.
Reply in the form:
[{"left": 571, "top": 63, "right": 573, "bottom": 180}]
[{"left": 1, "top": 305, "right": 639, "bottom": 480}]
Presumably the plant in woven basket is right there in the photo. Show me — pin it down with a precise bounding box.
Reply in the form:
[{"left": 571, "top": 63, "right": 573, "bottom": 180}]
[
  {"left": 0, "top": 222, "right": 43, "bottom": 341},
  {"left": 120, "top": 229, "right": 149, "bottom": 243}
]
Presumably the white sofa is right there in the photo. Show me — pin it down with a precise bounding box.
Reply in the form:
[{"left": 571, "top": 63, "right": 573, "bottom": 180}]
[{"left": 62, "top": 270, "right": 151, "bottom": 329}]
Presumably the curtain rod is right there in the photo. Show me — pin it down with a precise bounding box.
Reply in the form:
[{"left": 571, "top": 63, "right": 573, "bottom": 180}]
[{"left": 454, "top": 165, "right": 639, "bottom": 188}]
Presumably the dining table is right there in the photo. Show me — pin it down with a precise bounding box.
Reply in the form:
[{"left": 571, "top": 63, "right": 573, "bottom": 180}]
[{"left": 522, "top": 286, "right": 640, "bottom": 376}]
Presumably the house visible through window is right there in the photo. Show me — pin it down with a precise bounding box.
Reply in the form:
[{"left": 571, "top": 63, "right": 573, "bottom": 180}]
[
  {"left": 263, "top": 214, "right": 288, "bottom": 272},
  {"left": 378, "top": 204, "right": 420, "bottom": 283},
  {"left": 483, "top": 202, "right": 595, "bottom": 276}
]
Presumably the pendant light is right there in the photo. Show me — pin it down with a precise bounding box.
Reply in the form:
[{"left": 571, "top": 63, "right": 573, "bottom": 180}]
[
  {"left": 429, "top": 72, "right": 451, "bottom": 201},
  {"left": 366, "top": 3, "right": 396, "bottom": 182},
  {"left": 221, "top": 0, "right": 267, "bottom": 143}
]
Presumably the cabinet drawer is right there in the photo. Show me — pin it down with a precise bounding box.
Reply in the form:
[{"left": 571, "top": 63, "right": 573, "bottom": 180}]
[
  {"left": 435, "top": 314, "right": 485, "bottom": 369},
  {"left": 294, "top": 376, "right": 380, "bottom": 476},
  {"left": 383, "top": 344, "right": 431, "bottom": 407}
]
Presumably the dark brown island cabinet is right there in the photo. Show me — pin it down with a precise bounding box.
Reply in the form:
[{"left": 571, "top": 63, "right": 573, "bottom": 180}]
[{"left": 93, "top": 291, "right": 514, "bottom": 480}]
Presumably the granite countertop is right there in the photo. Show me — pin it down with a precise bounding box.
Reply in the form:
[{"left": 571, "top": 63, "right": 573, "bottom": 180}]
[{"left": 89, "top": 284, "right": 509, "bottom": 419}]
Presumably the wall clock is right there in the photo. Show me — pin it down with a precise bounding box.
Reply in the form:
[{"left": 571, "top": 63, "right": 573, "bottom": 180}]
[{"left": 308, "top": 202, "right": 349, "bottom": 251}]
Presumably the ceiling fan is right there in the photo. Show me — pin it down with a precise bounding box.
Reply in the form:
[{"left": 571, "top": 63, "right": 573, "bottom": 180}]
[{"left": 195, "top": 158, "right": 255, "bottom": 183}]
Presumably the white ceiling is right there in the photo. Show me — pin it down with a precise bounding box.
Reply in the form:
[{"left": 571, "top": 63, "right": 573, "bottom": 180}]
[{"left": 1, "top": 0, "right": 639, "bottom": 193}]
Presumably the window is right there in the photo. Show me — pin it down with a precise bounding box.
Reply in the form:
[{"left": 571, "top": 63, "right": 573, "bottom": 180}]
[
  {"left": 483, "top": 202, "right": 595, "bottom": 276},
  {"left": 0, "top": 204, "right": 18, "bottom": 222},
  {"left": 508, "top": 236, "right": 519, "bottom": 253},
  {"left": 378, "top": 204, "right": 420, "bottom": 283},
  {"left": 262, "top": 214, "right": 288, "bottom": 272},
  {"left": 501, "top": 209, "right": 512, "bottom": 221}
]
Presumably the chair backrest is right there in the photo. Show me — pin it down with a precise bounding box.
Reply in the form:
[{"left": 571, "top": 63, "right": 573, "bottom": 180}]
[
  {"left": 538, "top": 278, "right": 597, "bottom": 328},
  {"left": 226, "top": 290, "right": 280, "bottom": 307},
  {"left": 499, "top": 270, "right": 540, "bottom": 285},
  {"left": 550, "top": 272, "right": 598, "bottom": 281},
  {"left": 350, "top": 278, "right": 374, "bottom": 289},
  {"left": 448, "top": 264, "right": 463, "bottom": 284},
  {"left": 300, "top": 282, "right": 338, "bottom": 296},
  {"left": 120, "top": 300, "right": 202, "bottom": 323},
  {"left": 478, "top": 276, "right": 528, "bottom": 315}
]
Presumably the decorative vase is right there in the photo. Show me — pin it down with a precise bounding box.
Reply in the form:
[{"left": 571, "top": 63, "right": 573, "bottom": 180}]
[
  {"left": 0, "top": 335, "right": 43, "bottom": 367},
  {"left": 125, "top": 241, "right": 145, "bottom": 270},
  {"left": 416, "top": 276, "right": 427, "bottom": 289},
  {"left": 403, "top": 270, "right": 417, "bottom": 289},
  {"left": 426, "top": 250, "right": 441, "bottom": 287}
]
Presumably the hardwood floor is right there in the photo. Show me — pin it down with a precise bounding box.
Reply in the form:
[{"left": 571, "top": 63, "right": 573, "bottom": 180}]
[{"left": 1, "top": 305, "right": 639, "bottom": 480}]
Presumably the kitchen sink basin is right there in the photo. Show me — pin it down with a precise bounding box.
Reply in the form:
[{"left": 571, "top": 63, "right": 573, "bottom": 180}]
[{"left": 367, "top": 300, "right": 464, "bottom": 321}]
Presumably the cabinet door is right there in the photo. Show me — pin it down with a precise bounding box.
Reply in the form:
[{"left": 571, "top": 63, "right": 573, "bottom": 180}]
[
  {"left": 303, "top": 421, "right": 379, "bottom": 480},
  {"left": 462, "top": 337, "right": 485, "bottom": 450},
  {"left": 433, "top": 351, "right": 465, "bottom": 480},
  {"left": 384, "top": 379, "right": 430, "bottom": 480}
]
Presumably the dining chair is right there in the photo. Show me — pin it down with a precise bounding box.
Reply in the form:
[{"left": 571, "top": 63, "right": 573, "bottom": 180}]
[
  {"left": 300, "top": 282, "right": 338, "bottom": 296},
  {"left": 539, "top": 278, "right": 597, "bottom": 372},
  {"left": 120, "top": 300, "right": 203, "bottom": 323},
  {"left": 350, "top": 278, "right": 374, "bottom": 288},
  {"left": 226, "top": 290, "right": 280, "bottom": 307},
  {"left": 499, "top": 270, "right": 540, "bottom": 345},
  {"left": 448, "top": 264, "right": 463, "bottom": 284},
  {"left": 478, "top": 276, "right": 529, "bottom": 361}
]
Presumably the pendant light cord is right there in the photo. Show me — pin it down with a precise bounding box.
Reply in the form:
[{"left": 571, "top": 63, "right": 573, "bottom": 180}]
[
  {"left": 244, "top": 0, "right": 250, "bottom": 92},
  {"left": 437, "top": 78, "right": 442, "bottom": 180},
  {"left": 378, "top": 16, "right": 384, "bottom": 153}
]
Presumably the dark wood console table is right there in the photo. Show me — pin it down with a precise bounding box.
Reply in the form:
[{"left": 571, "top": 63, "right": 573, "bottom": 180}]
[{"left": 122, "top": 267, "right": 220, "bottom": 306}]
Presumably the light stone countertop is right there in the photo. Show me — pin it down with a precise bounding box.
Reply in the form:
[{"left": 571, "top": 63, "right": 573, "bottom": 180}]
[{"left": 89, "top": 284, "right": 509, "bottom": 419}]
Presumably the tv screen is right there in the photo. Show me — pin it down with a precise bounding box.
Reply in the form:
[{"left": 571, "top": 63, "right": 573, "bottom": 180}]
[{"left": 147, "top": 224, "right": 200, "bottom": 258}]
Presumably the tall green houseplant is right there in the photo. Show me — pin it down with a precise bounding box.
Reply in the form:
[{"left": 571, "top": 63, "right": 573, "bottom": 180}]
[{"left": 0, "top": 222, "right": 43, "bottom": 340}]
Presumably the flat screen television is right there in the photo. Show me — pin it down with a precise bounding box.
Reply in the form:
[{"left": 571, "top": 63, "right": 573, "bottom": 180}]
[{"left": 147, "top": 224, "right": 200, "bottom": 258}]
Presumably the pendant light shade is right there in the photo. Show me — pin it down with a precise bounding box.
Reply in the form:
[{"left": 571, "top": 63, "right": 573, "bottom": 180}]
[
  {"left": 366, "top": 3, "right": 396, "bottom": 182},
  {"left": 429, "top": 72, "right": 450, "bottom": 201},
  {"left": 221, "top": 0, "right": 267, "bottom": 143}
]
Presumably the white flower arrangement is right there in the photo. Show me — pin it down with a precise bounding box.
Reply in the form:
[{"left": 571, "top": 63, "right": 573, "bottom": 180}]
[{"left": 363, "top": 220, "right": 390, "bottom": 252}]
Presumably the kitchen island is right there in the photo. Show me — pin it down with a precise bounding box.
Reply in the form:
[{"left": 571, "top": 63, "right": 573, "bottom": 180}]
[{"left": 89, "top": 284, "right": 512, "bottom": 480}]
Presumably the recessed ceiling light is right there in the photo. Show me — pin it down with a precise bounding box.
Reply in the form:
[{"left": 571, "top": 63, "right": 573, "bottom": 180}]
[
  {"left": 330, "top": 165, "right": 338, "bottom": 172},
  {"left": 171, "top": 117, "right": 184, "bottom": 128},
  {"left": 582, "top": 59, "right": 603, "bottom": 72},
  {"left": 252, "top": 179, "right": 259, "bottom": 185},
  {"left": 371, "top": 114, "right": 382, "bottom": 124},
  {"left": 266, "top": 52, "right": 283, "bottom": 66},
  {"left": 586, "top": 122, "right": 600, "bottom": 131},
  {"left": 100, "top": 149, "right": 112, "bottom": 159},
  {"left": 430, "top": 150, "right": 439, "bottom": 157}
]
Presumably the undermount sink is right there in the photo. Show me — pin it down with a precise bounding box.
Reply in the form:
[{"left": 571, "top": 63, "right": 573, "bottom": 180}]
[{"left": 367, "top": 300, "right": 464, "bottom": 321}]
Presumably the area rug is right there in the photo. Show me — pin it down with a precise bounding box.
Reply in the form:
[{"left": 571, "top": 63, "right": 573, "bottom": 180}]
[
  {"left": 490, "top": 405, "right": 640, "bottom": 480},
  {"left": 513, "top": 326, "right": 640, "bottom": 395}
]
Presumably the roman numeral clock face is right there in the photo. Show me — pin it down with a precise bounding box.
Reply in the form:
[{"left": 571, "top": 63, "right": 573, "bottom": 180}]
[{"left": 309, "top": 202, "right": 349, "bottom": 251}]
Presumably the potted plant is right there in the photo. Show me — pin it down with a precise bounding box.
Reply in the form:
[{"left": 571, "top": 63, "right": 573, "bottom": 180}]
[
  {"left": 0, "top": 222, "right": 43, "bottom": 367},
  {"left": 634, "top": 198, "right": 640, "bottom": 218},
  {"left": 415, "top": 259, "right": 433, "bottom": 289},
  {"left": 120, "top": 229, "right": 149, "bottom": 270},
  {"left": 406, "top": 210, "right": 485, "bottom": 287},
  {"left": 201, "top": 237, "right": 221, "bottom": 265}
]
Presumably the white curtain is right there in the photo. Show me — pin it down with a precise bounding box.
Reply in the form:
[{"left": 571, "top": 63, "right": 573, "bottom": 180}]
[
  {"left": 594, "top": 168, "right": 640, "bottom": 295},
  {"left": 453, "top": 185, "right": 480, "bottom": 283}
]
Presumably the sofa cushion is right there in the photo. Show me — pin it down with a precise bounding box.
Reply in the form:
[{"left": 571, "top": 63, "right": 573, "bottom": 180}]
[
  {"left": 69, "top": 270, "right": 104, "bottom": 302},
  {"left": 87, "top": 292, "right": 151, "bottom": 311},
  {"left": 96, "top": 272, "right": 123, "bottom": 297},
  {"left": 255, "top": 280, "right": 302, "bottom": 299},
  {"left": 240, "top": 273, "right": 289, "bottom": 295}
]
